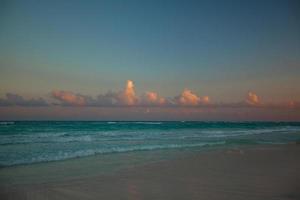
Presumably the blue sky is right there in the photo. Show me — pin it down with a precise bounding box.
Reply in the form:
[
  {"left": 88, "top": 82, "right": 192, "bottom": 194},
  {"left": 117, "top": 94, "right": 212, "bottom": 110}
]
[{"left": 0, "top": 0, "right": 299, "bottom": 120}]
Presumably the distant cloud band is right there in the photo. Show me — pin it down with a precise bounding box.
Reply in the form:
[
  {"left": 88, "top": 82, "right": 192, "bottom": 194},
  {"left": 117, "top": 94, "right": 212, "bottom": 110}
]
[
  {"left": 0, "top": 93, "right": 48, "bottom": 107},
  {"left": 0, "top": 80, "right": 299, "bottom": 109}
]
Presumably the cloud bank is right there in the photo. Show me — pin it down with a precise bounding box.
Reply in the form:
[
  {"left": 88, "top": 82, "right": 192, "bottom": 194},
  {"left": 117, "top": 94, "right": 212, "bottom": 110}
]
[
  {"left": 1, "top": 80, "right": 299, "bottom": 109},
  {"left": 0, "top": 93, "right": 48, "bottom": 106},
  {"left": 50, "top": 81, "right": 212, "bottom": 107}
]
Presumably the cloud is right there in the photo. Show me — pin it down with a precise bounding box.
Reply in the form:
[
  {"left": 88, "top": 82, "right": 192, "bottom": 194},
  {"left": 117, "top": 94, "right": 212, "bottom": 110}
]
[
  {"left": 202, "top": 96, "right": 210, "bottom": 104},
  {"left": 52, "top": 90, "right": 87, "bottom": 106},
  {"left": 94, "top": 92, "right": 119, "bottom": 106},
  {"left": 176, "top": 89, "right": 201, "bottom": 106},
  {"left": 174, "top": 89, "right": 210, "bottom": 106},
  {"left": 1, "top": 81, "right": 299, "bottom": 111},
  {"left": 142, "top": 91, "right": 166, "bottom": 106},
  {"left": 51, "top": 83, "right": 209, "bottom": 107},
  {"left": 245, "top": 91, "right": 260, "bottom": 105},
  {"left": 0, "top": 93, "right": 48, "bottom": 106},
  {"left": 51, "top": 90, "right": 121, "bottom": 106},
  {"left": 118, "top": 80, "right": 138, "bottom": 106},
  {"left": 51, "top": 80, "right": 139, "bottom": 106}
]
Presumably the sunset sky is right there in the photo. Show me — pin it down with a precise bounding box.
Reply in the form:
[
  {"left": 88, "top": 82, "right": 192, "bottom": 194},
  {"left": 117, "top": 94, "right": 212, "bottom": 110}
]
[{"left": 0, "top": 0, "right": 299, "bottom": 120}]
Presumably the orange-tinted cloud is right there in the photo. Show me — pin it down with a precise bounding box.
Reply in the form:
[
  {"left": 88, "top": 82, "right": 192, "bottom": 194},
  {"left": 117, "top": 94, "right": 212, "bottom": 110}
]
[
  {"left": 202, "top": 96, "right": 210, "bottom": 104},
  {"left": 119, "top": 80, "right": 138, "bottom": 105},
  {"left": 246, "top": 91, "right": 260, "bottom": 105},
  {"left": 177, "top": 89, "right": 201, "bottom": 106},
  {"left": 143, "top": 91, "right": 166, "bottom": 105},
  {"left": 52, "top": 90, "right": 86, "bottom": 106},
  {"left": 3, "top": 81, "right": 299, "bottom": 111}
]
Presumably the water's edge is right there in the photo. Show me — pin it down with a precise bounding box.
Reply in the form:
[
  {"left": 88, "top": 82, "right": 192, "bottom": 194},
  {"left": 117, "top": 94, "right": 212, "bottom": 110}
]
[{"left": 1, "top": 121, "right": 300, "bottom": 167}]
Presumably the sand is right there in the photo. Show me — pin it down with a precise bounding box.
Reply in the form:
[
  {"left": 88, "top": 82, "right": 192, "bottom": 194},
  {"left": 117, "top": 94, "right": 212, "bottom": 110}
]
[{"left": 1, "top": 144, "right": 300, "bottom": 200}]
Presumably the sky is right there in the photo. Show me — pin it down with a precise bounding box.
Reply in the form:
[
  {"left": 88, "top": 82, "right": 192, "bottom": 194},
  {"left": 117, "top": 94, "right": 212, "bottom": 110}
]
[{"left": 0, "top": 0, "right": 300, "bottom": 120}]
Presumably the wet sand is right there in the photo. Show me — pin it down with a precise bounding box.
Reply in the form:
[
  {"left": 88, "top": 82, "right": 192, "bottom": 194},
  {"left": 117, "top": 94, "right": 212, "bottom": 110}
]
[{"left": 1, "top": 144, "right": 300, "bottom": 200}]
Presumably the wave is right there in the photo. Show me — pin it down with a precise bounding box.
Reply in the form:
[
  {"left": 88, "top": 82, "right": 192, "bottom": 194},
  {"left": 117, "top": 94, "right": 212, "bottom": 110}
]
[
  {"left": 0, "top": 135, "right": 93, "bottom": 145},
  {"left": 133, "top": 122, "right": 163, "bottom": 125},
  {"left": 200, "top": 127, "right": 300, "bottom": 138},
  {"left": 49, "top": 135, "right": 93, "bottom": 143},
  {"left": 0, "top": 141, "right": 225, "bottom": 166},
  {"left": 107, "top": 121, "right": 163, "bottom": 125},
  {"left": 2, "top": 122, "right": 300, "bottom": 167},
  {"left": 0, "top": 121, "right": 14, "bottom": 125},
  {"left": 2, "top": 125, "right": 300, "bottom": 145}
]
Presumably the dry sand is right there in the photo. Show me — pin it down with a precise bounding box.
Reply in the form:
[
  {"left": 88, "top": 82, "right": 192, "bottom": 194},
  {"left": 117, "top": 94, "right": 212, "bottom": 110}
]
[{"left": 1, "top": 144, "right": 300, "bottom": 200}]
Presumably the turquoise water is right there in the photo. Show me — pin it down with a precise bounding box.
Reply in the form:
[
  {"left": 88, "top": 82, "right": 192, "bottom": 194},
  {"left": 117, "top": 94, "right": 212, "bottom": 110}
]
[{"left": 1, "top": 121, "right": 300, "bottom": 167}]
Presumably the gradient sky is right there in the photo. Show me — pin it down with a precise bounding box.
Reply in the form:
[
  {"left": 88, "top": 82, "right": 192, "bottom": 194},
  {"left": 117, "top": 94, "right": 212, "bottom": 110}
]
[{"left": 0, "top": 0, "right": 300, "bottom": 120}]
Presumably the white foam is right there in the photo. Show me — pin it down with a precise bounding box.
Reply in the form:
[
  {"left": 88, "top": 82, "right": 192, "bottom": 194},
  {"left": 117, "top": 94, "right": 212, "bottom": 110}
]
[
  {"left": 201, "top": 127, "right": 300, "bottom": 138},
  {"left": 133, "top": 122, "right": 163, "bottom": 125},
  {"left": 0, "top": 142, "right": 225, "bottom": 166}
]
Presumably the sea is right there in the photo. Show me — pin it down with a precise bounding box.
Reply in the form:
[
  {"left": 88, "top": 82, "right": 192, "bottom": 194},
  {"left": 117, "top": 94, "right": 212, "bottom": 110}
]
[{"left": 1, "top": 121, "right": 300, "bottom": 167}]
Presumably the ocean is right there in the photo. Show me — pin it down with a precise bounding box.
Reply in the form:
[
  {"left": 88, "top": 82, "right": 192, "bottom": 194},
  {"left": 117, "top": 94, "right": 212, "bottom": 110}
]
[{"left": 1, "top": 121, "right": 300, "bottom": 167}]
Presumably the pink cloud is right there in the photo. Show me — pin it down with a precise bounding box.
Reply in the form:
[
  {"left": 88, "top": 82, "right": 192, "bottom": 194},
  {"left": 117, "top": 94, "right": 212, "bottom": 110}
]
[
  {"left": 202, "top": 96, "right": 210, "bottom": 104},
  {"left": 177, "top": 89, "right": 201, "bottom": 106},
  {"left": 52, "top": 90, "right": 86, "bottom": 106},
  {"left": 143, "top": 91, "right": 166, "bottom": 105},
  {"left": 27, "top": 81, "right": 298, "bottom": 111},
  {"left": 246, "top": 91, "right": 260, "bottom": 105},
  {"left": 119, "top": 80, "right": 138, "bottom": 105},
  {"left": 174, "top": 89, "right": 211, "bottom": 106}
]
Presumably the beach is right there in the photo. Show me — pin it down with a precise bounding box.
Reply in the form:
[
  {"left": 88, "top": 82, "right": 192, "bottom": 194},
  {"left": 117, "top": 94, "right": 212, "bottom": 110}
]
[{"left": 1, "top": 144, "right": 299, "bottom": 200}]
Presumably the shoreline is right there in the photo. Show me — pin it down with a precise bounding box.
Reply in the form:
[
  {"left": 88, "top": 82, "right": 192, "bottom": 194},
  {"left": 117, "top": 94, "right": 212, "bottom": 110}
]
[
  {"left": 1, "top": 141, "right": 293, "bottom": 169},
  {"left": 1, "top": 143, "right": 300, "bottom": 199}
]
